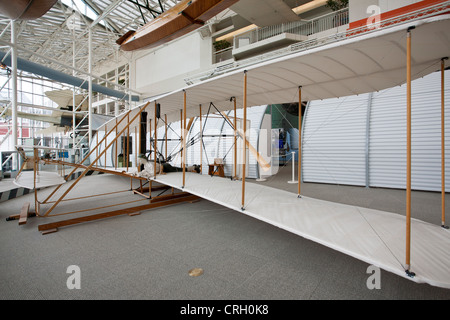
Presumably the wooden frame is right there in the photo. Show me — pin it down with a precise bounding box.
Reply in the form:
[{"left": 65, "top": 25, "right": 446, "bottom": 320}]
[
  {"left": 38, "top": 102, "right": 150, "bottom": 217},
  {"left": 405, "top": 28, "right": 413, "bottom": 276},
  {"left": 37, "top": 193, "right": 199, "bottom": 234},
  {"left": 13, "top": 100, "right": 205, "bottom": 234}
]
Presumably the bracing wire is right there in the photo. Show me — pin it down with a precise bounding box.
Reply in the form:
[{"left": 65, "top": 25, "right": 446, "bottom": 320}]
[{"left": 242, "top": 92, "right": 299, "bottom": 210}]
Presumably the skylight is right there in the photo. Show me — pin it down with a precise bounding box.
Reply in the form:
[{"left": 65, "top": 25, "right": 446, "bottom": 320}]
[{"left": 61, "top": 0, "right": 106, "bottom": 28}]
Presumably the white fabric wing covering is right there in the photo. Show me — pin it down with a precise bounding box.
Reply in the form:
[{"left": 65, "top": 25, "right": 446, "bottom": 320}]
[
  {"left": 14, "top": 171, "right": 65, "bottom": 189},
  {"left": 153, "top": 172, "right": 450, "bottom": 289}
]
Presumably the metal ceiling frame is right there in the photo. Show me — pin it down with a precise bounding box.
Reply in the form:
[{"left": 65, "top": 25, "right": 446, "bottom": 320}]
[
  {"left": 0, "top": 0, "right": 180, "bottom": 75},
  {"left": 0, "top": 0, "right": 182, "bottom": 167}
]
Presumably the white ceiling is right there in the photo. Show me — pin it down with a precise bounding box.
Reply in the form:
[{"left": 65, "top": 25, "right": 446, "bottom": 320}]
[{"left": 230, "top": 0, "right": 300, "bottom": 27}]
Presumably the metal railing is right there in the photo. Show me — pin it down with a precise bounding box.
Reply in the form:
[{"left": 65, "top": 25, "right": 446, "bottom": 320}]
[
  {"left": 233, "top": 8, "right": 349, "bottom": 49},
  {"left": 191, "top": 1, "right": 450, "bottom": 85},
  {"left": 214, "top": 46, "right": 233, "bottom": 63}
]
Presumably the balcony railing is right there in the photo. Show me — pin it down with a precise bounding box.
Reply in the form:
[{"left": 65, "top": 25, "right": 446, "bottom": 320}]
[
  {"left": 233, "top": 8, "right": 349, "bottom": 49},
  {"left": 201, "top": 1, "right": 450, "bottom": 85},
  {"left": 214, "top": 46, "right": 233, "bottom": 63}
]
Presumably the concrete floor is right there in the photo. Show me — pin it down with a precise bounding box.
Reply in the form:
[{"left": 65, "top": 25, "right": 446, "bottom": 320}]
[{"left": 1, "top": 164, "right": 449, "bottom": 300}]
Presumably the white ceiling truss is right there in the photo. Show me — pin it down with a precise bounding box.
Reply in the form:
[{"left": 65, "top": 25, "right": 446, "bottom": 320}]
[{"left": 0, "top": 0, "right": 181, "bottom": 78}]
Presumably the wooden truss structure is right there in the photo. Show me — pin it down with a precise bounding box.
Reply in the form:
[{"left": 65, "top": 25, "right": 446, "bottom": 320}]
[{"left": 10, "top": 101, "right": 200, "bottom": 234}]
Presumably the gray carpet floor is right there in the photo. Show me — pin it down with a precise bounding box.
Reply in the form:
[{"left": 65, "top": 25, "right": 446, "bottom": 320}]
[{"left": 1, "top": 164, "right": 450, "bottom": 300}]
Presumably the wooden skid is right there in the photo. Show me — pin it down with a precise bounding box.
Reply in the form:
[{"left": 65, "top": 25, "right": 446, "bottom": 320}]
[
  {"left": 37, "top": 193, "right": 199, "bottom": 234},
  {"left": 19, "top": 202, "right": 30, "bottom": 225},
  {"left": 7, "top": 202, "right": 33, "bottom": 225}
]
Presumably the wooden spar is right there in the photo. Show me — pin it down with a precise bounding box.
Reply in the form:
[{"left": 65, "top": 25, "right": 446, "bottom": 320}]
[
  {"left": 233, "top": 97, "right": 237, "bottom": 180},
  {"left": 180, "top": 109, "right": 183, "bottom": 163},
  {"left": 37, "top": 193, "right": 199, "bottom": 233},
  {"left": 165, "top": 114, "right": 168, "bottom": 160},
  {"left": 183, "top": 90, "right": 187, "bottom": 188},
  {"left": 43, "top": 108, "right": 133, "bottom": 204},
  {"left": 298, "top": 86, "right": 302, "bottom": 197},
  {"left": 40, "top": 102, "right": 150, "bottom": 217},
  {"left": 221, "top": 111, "right": 270, "bottom": 171},
  {"left": 442, "top": 57, "right": 449, "bottom": 228},
  {"left": 241, "top": 71, "right": 247, "bottom": 210},
  {"left": 117, "top": 0, "right": 240, "bottom": 51},
  {"left": 154, "top": 101, "right": 158, "bottom": 178},
  {"left": 186, "top": 117, "right": 195, "bottom": 132},
  {"left": 405, "top": 28, "right": 413, "bottom": 275},
  {"left": 199, "top": 104, "right": 203, "bottom": 173}
]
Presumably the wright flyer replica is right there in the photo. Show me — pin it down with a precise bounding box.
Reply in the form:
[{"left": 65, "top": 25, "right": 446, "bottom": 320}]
[{"left": 9, "top": 0, "right": 450, "bottom": 290}]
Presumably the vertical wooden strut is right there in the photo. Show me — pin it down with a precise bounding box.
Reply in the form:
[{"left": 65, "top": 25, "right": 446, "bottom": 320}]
[
  {"left": 441, "top": 57, "right": 449, "bottom": 229},
  {"left": 405, "top": 27, "right": 414, "bottom": 277},
  {"left": 199, "top": 104, "right": 203, "bottom": 173},
  {"left": 233, "top": 97, "right": 237, "bottom": 180},
  {"left": 165, "top": 114, "right": 168, "bottom": 161},
  {"left": 298, "top": 86, "right": 302, "bottom": 198},
  {"left": 182, "top": 90, "right": 187, "bottom": 188},
  {"left": 154, "top": 101, "right": 158, "bottom": 178},
  {"left": 43, "top": 108, "right": 133, "bottom": 204},
  {"left": 241, "top": 71, "right": 248, "bottom": 210},
  {"left": 180, "top": 109, "right": 183, "bottom": 164},
  {"left": 40, "top": 102, "right": 150, "bottom": 217}
]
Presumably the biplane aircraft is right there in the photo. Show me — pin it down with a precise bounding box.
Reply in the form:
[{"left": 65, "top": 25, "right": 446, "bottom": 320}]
[{"left": 6, "top": 0, "right": 450, "bottom": 291}]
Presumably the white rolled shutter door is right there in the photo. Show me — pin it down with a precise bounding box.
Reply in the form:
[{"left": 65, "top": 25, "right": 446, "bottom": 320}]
[
  {"left": 302, "top": 94, "right": 369, "bottom": 186},
  {"left": 369, "top": 70, "right": 450, "bottom": 191}
]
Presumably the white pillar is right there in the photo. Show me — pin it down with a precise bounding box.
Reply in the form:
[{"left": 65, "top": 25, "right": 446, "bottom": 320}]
[
  {"left": 88, "top": 28, "right": 93, "bottom": 147},
  {"left": 11, "top": 20, "right": 18, "bottom": 170},
  {"left": 72, "top": 37, "right": 76, "bottom": 150},
  {"left": 288, "top": 152, "right": 297, "bottom": 183}
]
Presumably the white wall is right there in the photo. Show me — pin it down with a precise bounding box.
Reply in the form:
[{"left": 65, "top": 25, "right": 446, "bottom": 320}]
[
  {"left": 133, "top": 32, "right": 212, "bottom": 98},
  {"left": 349, "top": 0, "right": 423, "bottom": 23}
]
